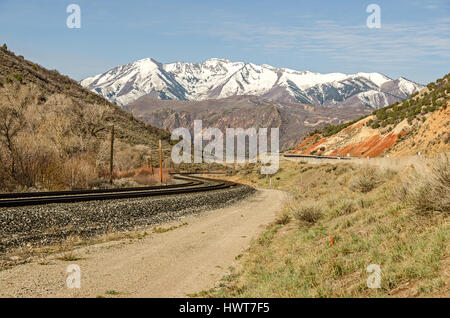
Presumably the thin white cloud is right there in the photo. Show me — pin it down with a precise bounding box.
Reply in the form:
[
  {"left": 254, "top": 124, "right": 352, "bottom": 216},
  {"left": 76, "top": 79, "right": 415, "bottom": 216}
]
[{"left": 192, "top": 18, "right": 450, "bottom": 67}]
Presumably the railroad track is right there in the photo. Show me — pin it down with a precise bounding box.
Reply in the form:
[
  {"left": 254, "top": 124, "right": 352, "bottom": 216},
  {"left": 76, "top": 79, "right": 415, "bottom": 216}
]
[
  {"left": 0, "top": 174, "right": 236, "bottom": 208},
  {"left": 283, "top": 153, "right": 351, "bottom": 160}
]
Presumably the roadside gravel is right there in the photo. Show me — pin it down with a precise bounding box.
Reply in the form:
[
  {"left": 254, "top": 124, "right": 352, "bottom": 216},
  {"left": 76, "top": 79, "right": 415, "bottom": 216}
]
[
  {"left": 0, "top": 184, "right": 255, "bottom": 253},
  {"left": 0, "top": 188, "right": 286, "bottom": 297}
]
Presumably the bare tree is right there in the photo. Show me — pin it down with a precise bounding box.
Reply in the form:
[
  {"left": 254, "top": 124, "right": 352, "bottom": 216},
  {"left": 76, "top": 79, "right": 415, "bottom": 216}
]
[
  {"left": 69, "top": 101, "right": 111, "bottom": 138},
  {"left": 0, "top": 104, "right": 24, "bottom": 175}
]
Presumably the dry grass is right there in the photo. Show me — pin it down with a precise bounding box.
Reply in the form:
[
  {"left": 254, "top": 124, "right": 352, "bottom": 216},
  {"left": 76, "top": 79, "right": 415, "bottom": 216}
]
[
  {"left": 133, "top": 167, "right": 174, "bottom": 185},
  {"left": 400, "top": 154, "right": 450, "bottom": 214},
  {"left": 292, "top": 203, "right": 323, "bottom": 225},
  {"left": 0, "top": 230, "right": 152, "bottom": 269},
  {"left": 152, "top": 222, "right": 188, "bottom": 234},
  {"left": 275, "top": 212, "right": 291, "bottom": 225},
  {"left": 213, "top": 158, "right": 449, "bottom": 298},
  {"left": 56, "top": 251, "right": 83, "bottom": 262},
  {"left": 105, "top": 290, "right": 121, "bottom": 296},
  {"left": 350, "top": 167, "right": 382, "bottom": 193}
]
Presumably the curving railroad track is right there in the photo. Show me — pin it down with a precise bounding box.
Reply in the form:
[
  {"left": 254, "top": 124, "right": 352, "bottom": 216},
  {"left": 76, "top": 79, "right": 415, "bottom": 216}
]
[{"left": 0, "top": 174, "right": 236, "bottom": 208}]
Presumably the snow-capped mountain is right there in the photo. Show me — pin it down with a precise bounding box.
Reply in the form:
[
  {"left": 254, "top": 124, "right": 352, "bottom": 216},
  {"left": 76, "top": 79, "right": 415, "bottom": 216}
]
[{"left": 81, "top": 58, "right": 424, "bottom": 108}]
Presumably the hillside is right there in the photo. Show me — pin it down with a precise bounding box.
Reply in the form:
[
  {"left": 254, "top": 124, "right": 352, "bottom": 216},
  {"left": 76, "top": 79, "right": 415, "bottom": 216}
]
[
  {"left": 212, "top": 156, "right": 449, "bottom": 297},
  {"left": 290, "top": 73, "right": 450, "bottom": 157},
  {"left": 126, "top": 94, "right": 373, "bottom": 150},
  {"left": 0, "top": 45, "right": 171, "bottom": 191}
]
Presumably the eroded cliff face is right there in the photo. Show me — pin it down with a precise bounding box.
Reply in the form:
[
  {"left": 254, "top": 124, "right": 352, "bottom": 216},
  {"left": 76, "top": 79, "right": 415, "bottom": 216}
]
[
  {"left": 290, "top": 104, "right": 449, "bottom": 158},
  {"left": 388, "top": 106, "right": 450, "bottom": 156},
  {"left": 291, "top": 74, "right": 450, "bottom": 158}
]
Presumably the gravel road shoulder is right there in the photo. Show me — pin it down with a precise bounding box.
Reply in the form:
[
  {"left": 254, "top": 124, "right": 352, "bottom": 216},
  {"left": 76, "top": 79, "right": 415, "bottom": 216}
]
[
  {"left": 0, "top": 188, "right": 287, "bottom": 297},
  {"left": 0, "top": 183, "right": 254, "bottom": 253}
]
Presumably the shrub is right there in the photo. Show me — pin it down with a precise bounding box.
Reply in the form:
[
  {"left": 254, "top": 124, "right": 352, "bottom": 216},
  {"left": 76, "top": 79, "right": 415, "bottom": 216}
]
[
  {"left": 1, "top": 136, "right": 64, "bottom": 190},
  {"left": 358, "top": 198, "right": 374, "bottom": 209},
  {"left": 350, "top": 168, "right": 381, "bottom": 193},
  {"left": 13, "top": 74, "right": 22, "bottom": 83},
  {"left": 335, "top": 199, "right": 357, "bottom": 216},
  {"left": 402, "top": 154, "right": 450, "bottom": 214},
  {"left": 275, "top": 212, "right": 291, "bottom": 225},
  {"left": 382, "top": 168, "right": 397, "bottom": 180},
  {"left": 133, "top": 167, "right": 173, "bottom": 185},
  {"left": 293, "top": 203, "right": 323, "bottom": 224},
  {"left": 62, "top": 155, "right": 97, "bottom": 190}
]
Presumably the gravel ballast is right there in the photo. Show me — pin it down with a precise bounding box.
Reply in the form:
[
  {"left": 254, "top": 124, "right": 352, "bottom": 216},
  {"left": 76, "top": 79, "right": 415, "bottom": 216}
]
[{"left": 0, "top": 184, "right": 255, "bottom": 253}]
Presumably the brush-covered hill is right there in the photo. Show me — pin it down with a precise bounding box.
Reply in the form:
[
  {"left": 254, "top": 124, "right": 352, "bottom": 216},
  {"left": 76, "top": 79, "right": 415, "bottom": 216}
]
[
  {"left": 290, "top": 73, "right": 450, "bottom": 157},
  {"left": 0, "top": 45, "right": 171, "bottom": 191}
]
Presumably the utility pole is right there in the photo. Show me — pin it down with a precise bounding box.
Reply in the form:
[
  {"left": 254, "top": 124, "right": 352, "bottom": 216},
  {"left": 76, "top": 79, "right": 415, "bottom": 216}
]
[
  {"left": 159, "top": 139, "right": 163, "bottom": 183},
  {"left": 109, "top": 125, "right": 115, "bottom": 184}
]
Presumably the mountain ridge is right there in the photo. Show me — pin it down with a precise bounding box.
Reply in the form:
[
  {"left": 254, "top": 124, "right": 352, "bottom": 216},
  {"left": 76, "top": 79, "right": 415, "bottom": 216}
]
[{"left": 81, "top": 57, "right": 424, "bottom": 109}]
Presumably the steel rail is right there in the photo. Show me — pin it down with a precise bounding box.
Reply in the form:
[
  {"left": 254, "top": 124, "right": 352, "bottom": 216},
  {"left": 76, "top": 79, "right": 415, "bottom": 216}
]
[
  {"left": 0, "top": 178, "right": 200, "bottom": 199},
  {"left": 0, "top": 174, "right": 236, "bottom": 208},
  {"left": 283, "top": 154, "right": 351, "bottom": 160}
]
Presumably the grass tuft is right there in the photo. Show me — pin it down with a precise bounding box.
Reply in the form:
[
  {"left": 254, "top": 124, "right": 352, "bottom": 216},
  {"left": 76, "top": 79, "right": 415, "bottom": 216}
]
[
  {"left": 401, "top": 154, "right": 450, "bottom": 214},
  {"left": 350, "top": 168, "right": 382, "bottom": 193},
  {"left": 105, "top": 290, "right": 120, "bottom": 295},
  {"left": 275, "top": 212, "right": 291, "bottom": 225},
  {"left": 57, "top": 252, "right": 83, "bottom": 262},
  {"left": 293, "top": 203, "right": 323, "bottom": 224}
]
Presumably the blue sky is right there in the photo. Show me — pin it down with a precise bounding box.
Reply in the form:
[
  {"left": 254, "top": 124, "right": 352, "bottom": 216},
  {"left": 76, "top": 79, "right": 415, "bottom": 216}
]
[{"left": 0, "top": 0, "right": 449, "bottom": 84}]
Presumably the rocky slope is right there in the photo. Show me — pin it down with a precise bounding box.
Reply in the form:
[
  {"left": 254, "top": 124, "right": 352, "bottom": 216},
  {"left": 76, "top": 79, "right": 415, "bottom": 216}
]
[{"left": 290, "top": 73, "right": 450, "bottom": 157}]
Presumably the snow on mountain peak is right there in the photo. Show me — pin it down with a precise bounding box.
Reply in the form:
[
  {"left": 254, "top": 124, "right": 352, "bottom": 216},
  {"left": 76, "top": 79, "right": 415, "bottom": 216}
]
[
  {"left": 81, "top": 57, "right": 424, "bottom": 108},
  {"left": 205, "top": 57, "right": 232, "bottom": 64},
  {"left": 397, "top": 77, "right": 422, "bottom": 95},
  {"left": 355, "top": 72, "right": 392, "bottom": 87},
  {"left": 261, "top": 63, "right": 277, "bottom": 70},
  {"left": 133, "top": 58, "right": 160, "bottom": 72}
]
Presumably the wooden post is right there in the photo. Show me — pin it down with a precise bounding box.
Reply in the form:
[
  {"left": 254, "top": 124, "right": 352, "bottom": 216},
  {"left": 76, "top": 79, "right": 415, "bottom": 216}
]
[
  {"left": 159, "top": 139, "right": 163, "bottom": 183},
  {"left": 109, "top": 125, "right": 115, "bottom": 184},
  {"left": 149, "top": 149, "right": 153, "bottom": 174}
]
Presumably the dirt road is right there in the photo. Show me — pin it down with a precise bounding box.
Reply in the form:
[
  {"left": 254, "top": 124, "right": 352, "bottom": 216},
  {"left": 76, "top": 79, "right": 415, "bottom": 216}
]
[{"left": 0, "top": 188, "right": 286, "bottom": 297}]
